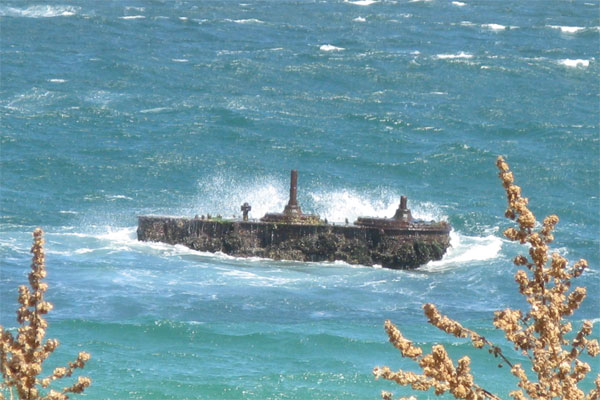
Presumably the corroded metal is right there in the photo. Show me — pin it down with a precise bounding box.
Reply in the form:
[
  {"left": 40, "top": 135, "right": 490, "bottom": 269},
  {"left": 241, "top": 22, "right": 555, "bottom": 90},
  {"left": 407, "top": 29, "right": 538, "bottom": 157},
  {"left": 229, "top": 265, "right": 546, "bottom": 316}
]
[
  {"left": 261, "top": 170, "right": 320, "bottom": 224},
  {"left": 283, "top": 169, "right": 302, "bottom": 216},
  {"left": 393, "top": 195, "right": 413, "bottom": 223},
  {"left": 241, "top": 202, "right": 251, "bottom": 221},
  {"left": 355, "top": 196, "right": 414, "bottom": 228},
  {"left": 137, "top": 170, "right": 452, "bottom": 269}
]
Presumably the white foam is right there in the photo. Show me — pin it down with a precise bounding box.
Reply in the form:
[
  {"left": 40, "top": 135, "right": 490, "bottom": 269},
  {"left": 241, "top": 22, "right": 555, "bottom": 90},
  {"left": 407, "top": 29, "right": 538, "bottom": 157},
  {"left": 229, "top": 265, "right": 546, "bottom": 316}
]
[
  {"left": 353, "top": 16, "right": 366, "bottom": 22},
  {"left": 5, "top": 88, "right": 58, "bottom": 113},
  {"left": 48, "top": 78, "right": 67, "bottom": 83},
  {"left": 74, "top": 248, "right": 94, "bottom": 255},
  {"left": 310, "top": 190, "right": 444, "bottom": 223},
  {"left": 221, "top": 269, "right": 297, "bottom": 287},
  {"left": 558, "top": 59, "right": 590, "bottom": 68},
  {"left": 452, "top": 1, "right": 466, "bottom": 6},
  {"left": 436, "top": 51, "right": 473, "bottom": 59},
  {"left": 95, "top": 227, "right": 138, "bottom": 244},
  {"left": 140, "top": 107, "right": 171, "bottom": 114},
  {"left": 320, "top": 44, "right": 345, "bottom": 52},
  {"left": 422, "top": 231, "right": 503, "bottom": 272},
  {"left": 482, "top": 23, "right": 506, "bottom": 31},
  {"left": 171, "top": 58, "right": 189, "bottom": 63},
  {"left": 84, "top": 90, "right": 124, "bottom": 108},
  {"left": 0, "top": 5, "right": 78, "bottom": 18},
  {"left": 227, "top": 18, "right": 264, "bottom": 24},
  {"left": 187, "top": 175, "right": 288, "bottom": 219},
  {"left": 186, "top": 173, "right": 451, "bottom": 225},
  {"left": 119, "top": 15, "right": 145, "bottom": 20},
  {"left": 548, "top": 25, "right": 585, "bottom": 34},
  {"left": 345, "top": 0, "right": 378, "bottom": 5},
  {"left": 106, "top": 194, "right": 133, "bottom": 201}
]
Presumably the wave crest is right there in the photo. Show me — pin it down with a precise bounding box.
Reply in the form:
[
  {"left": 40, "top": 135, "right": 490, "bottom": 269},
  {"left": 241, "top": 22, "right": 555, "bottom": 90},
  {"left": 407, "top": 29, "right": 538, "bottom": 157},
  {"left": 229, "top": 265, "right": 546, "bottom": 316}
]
[{"left": 0, "top": 5, "right": 78, "bottom": 18}]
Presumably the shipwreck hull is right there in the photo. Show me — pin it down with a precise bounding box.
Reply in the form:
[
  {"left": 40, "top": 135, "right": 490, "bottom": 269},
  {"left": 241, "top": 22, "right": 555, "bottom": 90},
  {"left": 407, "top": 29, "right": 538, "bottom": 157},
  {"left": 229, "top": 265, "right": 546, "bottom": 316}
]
[{"left": 137, "top": 215, "right": 450, "bottom": 269}]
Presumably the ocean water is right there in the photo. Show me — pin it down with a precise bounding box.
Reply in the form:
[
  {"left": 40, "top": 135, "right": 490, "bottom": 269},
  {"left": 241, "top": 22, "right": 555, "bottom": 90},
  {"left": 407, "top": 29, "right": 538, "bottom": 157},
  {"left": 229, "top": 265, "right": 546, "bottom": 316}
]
[{"left": 1, "top": 0, "right": 598, "bottom": 398}]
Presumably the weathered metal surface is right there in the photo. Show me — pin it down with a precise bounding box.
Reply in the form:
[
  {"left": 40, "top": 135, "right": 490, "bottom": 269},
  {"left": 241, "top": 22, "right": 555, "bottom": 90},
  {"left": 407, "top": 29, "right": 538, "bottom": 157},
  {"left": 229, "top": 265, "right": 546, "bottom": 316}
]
[
  {"left": 241, "top": 202, "right": 251, "bottom": 221},
  {"left": 283, "top": 169, "right": 302, "bottom": 216},
  {"left": 137, "top": 215, "right": 450, "bottom": 269},
  {"left": 136, "top": 170, "right": 452, "bottom": 269},
  {"left": 261, "top": 170, "right": 321, "bottom": 224},
  {"left": 355, "top": 195, "right": 415, "bottom": 228}
]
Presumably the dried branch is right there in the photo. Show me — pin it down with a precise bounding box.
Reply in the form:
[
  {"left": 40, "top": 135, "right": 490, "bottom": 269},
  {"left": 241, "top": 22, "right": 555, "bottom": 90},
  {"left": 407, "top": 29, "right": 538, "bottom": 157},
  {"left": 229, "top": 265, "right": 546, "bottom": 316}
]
[
  {"left": 1, "top": 229, "right": 91, "bottom": 399},
  {"left": 374, "top": 157, "right": 598, "bottom": 399}
]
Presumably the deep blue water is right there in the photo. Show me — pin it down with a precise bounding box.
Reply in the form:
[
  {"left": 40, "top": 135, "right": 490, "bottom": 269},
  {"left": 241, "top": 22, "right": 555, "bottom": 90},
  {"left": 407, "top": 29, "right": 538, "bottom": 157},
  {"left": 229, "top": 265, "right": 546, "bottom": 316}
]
[{"left": 1, "top": 1, "right": 599, "bottom": 398}]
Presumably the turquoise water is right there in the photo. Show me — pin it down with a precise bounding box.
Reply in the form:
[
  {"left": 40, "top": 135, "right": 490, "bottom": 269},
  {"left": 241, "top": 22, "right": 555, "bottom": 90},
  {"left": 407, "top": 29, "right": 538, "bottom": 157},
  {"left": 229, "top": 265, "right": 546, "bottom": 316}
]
[{"left": 1, "top": 1, "right": 598, "bottom": 398}]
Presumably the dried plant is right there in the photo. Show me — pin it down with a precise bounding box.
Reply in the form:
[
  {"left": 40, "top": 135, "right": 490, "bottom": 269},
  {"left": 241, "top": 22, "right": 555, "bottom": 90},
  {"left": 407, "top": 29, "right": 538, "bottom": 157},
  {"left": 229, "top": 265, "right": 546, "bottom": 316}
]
[
  {"left": 0, "top": 228, "right": 91, "bottom": 400},
  {"left": 374, "top": 157, "right": 599, "bottom": 399}
]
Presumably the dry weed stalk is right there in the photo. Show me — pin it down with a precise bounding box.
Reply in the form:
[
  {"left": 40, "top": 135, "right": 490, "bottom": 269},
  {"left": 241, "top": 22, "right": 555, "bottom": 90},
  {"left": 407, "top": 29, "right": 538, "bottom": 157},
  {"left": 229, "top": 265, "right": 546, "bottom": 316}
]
[
  {"left": 0, "top": 228, "right": 91, "bottom": 400},
  {"left": 374, "top": 157, "right": 599, "bottom": 399}
]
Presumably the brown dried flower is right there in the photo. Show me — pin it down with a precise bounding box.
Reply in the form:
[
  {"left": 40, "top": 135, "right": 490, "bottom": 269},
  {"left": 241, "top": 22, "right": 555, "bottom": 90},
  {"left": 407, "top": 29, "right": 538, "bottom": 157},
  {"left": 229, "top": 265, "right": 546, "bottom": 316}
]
[
  {"left": 374, "top": 157, "right": 598, "bottom": 399},
  {"left": 1, "top": 228, "right": 91, "bottom": 399}
]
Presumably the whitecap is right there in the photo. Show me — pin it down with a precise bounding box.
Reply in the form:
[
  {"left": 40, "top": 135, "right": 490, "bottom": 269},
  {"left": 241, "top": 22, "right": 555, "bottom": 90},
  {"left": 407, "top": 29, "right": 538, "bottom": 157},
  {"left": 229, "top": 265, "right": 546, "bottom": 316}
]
[
  {"left": 74, "top": 248, "right": 94, "bottom": 255},
  {"left": 320, "top": 44, "right": 345, "bottom": 52},
  {"left": 353, "top": 16, "right": 366, "bottom": 22},
  {"left": 171, "top": 58, "right": 189, "bottom": 63},
  {"left": 106, "top": 194, "right": 133, "bottom": 201},
  {"left": 548, "top": 25, "right": 585, "bottom": 34},
  {"left": 482, "top": 23, "right": 506, "bottom": 31},
  {"left": 140, "top": 107, "right": 171, "bottom": 114},
  {"left": 48, "top": 78, "right": 67, "bottom": 83},
  {"left": 345, "top": 0, "right": 378, "bottom": 5},
  {"left": 227, "top": 18, "right": 264, "bottom": 24},
  {"left": 119, "top": 15, "right": 145, "bottom": 20},
  {"left": 436, "top": 51, "right": 473, "bottom": 59},
  {"left": 451, "top": 1, "right": 466, "bottom": 6},
  {"left": 558, "top": 59, "right": 589, "bottom": 68},
  {"left": 0, "top": 5, "right": 78, "bottom": 18},
  {"left": 422, "top": 231, "right": 503, "bottom": 272}
]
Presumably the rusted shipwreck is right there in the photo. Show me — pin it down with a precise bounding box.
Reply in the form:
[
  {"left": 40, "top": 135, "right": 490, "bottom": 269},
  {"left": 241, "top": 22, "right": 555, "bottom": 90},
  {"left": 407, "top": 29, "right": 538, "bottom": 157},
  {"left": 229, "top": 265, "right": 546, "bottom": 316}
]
[{"left": 137, "top": 170, "right": 451, "bottom": 269}]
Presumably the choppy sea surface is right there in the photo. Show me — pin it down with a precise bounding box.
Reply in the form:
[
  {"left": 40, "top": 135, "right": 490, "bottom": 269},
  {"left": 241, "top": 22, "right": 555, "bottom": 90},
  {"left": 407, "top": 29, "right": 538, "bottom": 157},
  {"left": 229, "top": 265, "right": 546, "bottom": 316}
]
[{"left": 1, "top": 1, "right": 599, "bottom": 398}]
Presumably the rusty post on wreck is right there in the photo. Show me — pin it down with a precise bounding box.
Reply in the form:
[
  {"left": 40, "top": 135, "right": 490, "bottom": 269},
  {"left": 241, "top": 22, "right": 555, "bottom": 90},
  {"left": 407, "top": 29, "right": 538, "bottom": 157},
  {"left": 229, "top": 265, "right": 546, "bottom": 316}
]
[
  {"left": 393, "top": 195, "right": 413, "bottom": 223},
  {"left": 289, "top": 170, "right": 298, "bottom": 206},
  {"left": 283, "top": 169, "right": 302, "bottom": 216},
  {"left": 241, "top": 202, "right": 251, "bottom": 221}
]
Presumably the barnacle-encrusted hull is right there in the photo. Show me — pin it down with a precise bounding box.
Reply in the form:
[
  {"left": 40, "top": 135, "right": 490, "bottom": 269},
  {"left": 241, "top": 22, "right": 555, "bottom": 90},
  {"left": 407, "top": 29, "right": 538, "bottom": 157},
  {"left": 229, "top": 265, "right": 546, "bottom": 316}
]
[{"left": 137, "top": 216, "right": 450, "bottom": 269}]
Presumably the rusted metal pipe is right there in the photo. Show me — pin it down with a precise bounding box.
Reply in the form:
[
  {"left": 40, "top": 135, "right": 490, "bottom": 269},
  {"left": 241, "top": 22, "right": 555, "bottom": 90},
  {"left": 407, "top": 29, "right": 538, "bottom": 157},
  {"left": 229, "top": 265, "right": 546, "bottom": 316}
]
[
  {"left": 288, "top": 169, "right": 298, "bottom": 206},
  {"left": 400, "top": 195, "right": 408, "bottom": 210}
]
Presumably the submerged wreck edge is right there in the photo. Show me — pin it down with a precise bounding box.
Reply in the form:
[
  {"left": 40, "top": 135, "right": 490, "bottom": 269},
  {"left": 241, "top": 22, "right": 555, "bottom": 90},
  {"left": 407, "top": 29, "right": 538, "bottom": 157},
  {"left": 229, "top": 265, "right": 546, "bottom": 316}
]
[{"left": 137, "top": 215, "right": 450, "bottom": 269}]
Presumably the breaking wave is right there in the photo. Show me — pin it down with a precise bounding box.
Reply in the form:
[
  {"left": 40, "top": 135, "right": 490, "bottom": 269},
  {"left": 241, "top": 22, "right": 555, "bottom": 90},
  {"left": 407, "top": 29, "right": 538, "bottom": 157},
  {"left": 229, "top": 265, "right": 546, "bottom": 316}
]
[{"left": 0, "top": 5, "right": 78, "bottom": 18}]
